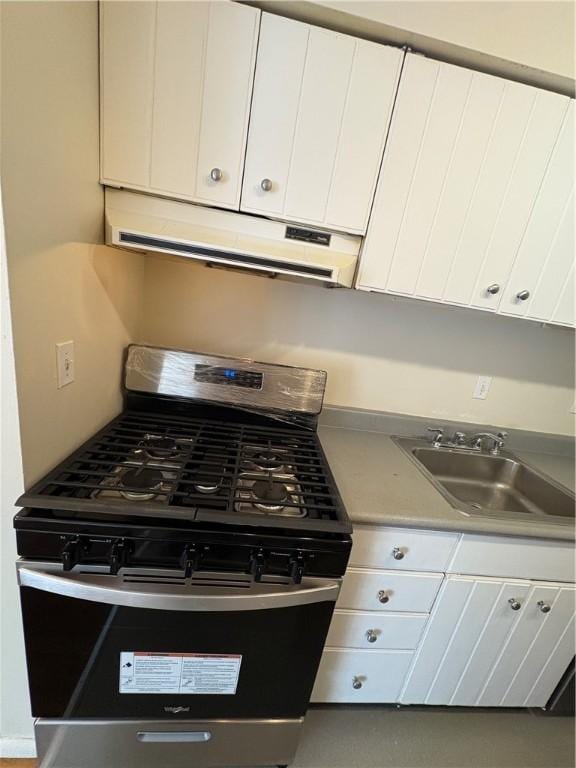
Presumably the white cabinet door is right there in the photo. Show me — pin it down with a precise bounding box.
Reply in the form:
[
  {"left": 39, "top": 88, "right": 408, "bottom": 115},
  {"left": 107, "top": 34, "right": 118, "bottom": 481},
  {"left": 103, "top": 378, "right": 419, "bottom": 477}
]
[
  {"left": 478, "top": 582, "right": 576, "bottom": 707},
  {"left": 497, "top": 101, "right": 575, "bottom": 327},
  {"left": 357, "top": 54, "right": 571, "bottom": 312},
  {"left": 240, "top": 13, "right": 403, "bottom": 234},
  {"left": 101, "top": 1, "right": 260, "bottom": 209},
  {"left": 401, "top": 575, "right": 575, "bottom": 707},
  {"left": 100, "top": 1, "right": 156, "bottom": 187}
]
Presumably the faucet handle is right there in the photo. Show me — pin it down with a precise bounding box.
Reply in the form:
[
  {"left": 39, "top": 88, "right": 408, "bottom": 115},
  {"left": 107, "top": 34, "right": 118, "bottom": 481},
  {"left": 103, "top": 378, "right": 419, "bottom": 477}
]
[
  {"left": 427, "top": 427, "right": 444, "bottom": 447},
  {"left": 493, "top": 431, "right": 508, "bottom": 454}
]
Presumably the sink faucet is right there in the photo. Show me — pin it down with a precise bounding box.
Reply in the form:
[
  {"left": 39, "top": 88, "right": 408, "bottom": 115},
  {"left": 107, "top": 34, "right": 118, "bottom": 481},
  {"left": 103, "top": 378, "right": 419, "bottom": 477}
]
[
  {"left": 426, "top": 426, "right": 508, "bottom": 454},
  {"left": 470, "top": 432, "right": 508, "bottom": 455}
]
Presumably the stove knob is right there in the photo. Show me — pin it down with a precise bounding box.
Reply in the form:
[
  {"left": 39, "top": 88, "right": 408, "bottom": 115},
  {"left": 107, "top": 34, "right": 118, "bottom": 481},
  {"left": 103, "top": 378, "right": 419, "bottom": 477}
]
[
  {"left": 110, "top": 539, "right": 131, "bottom": 575},
  {"left": 61, "top": 537, "right": 86, "bottom": 572},
  {"left": 181, "top": 544, "right": 201, "bottom": 579},
  {"left": 250, "top": 549, "right": 266, "bottom": 582},
  {"left": 289, "top": 553, "right": 306, "bottom": 584}
]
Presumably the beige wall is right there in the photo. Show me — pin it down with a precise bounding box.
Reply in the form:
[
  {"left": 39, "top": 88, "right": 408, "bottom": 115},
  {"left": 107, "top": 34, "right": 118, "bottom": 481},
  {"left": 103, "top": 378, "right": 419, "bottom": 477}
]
[
  {"left": 258, "top": 0, "right": 575, "bottom": 93},
  {"left": 1, "top": 0, "right": 144, "bottom": 486},
  {"left": 141, "top": 257, "right": 575, "bottom": 436},
  {"left": 321, "top": 1, "right": 575, "bottom": 79}
]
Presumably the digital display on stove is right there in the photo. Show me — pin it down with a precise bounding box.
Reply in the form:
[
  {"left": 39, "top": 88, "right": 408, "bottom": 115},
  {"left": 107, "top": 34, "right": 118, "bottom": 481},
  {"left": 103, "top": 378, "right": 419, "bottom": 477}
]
[{"left": 194, "top": 365, "right": 263, "bottom": 390}]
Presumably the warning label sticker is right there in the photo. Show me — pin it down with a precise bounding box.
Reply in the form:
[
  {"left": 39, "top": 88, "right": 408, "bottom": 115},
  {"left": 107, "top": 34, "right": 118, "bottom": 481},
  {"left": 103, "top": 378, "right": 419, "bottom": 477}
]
[{"left": 119, "top": 652, "right": 242, "bottom": 695}]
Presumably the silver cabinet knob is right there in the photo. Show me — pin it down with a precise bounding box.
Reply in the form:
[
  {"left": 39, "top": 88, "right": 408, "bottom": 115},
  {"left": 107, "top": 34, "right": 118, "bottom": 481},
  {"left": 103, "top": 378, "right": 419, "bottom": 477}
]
[
  {"left": 392, "top": 547, "right": 405, "bottom": 560},
  {"left": 260, "top": 178, "right": 272, "bottom": 192},
  {"left": 486, "top": 284, "right": 500, "bottom": 295},
  {"left": 508, "top": 598, "right": 522, "bottom": 611},
  {"left": 210, "top": 168, "right": 223, "bottom": 182},
  {"left": 352, "top": 676, "right": 363, "bottom": 690},
  {"left": 365, "top": 629, "right": 378, "bottom": 644},
  {"left": 377, "top": 590, "right": 389, "bottom": 604},
  {"left": 516, "top": 290, "right": 530, "bottom": 301},
  {"left": 537, "top": 600, "right": 551, "bottom": 614}
]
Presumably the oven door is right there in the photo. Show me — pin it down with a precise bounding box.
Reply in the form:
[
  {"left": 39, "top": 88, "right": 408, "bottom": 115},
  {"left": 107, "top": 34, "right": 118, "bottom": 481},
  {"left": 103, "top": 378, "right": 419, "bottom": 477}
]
[{"left": 17, "top": 563, "right": 339, "bottom": 721}]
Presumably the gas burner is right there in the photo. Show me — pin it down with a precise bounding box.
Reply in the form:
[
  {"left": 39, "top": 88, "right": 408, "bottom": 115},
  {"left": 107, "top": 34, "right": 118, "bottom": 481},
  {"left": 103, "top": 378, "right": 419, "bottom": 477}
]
[
  {"left": 119, "top": 468, "right": 165, "bottom": 501},
  {"left": 252, "top": 478, "right": 289, "bottom": 511},
  {"left": 91, "top": 462, "right": 177, "bottom": 504},
  {"left": 194, "top": 481, "right": 220, "bottom": 495},
  {"left": 242, "top": 444, "right": 295, "bottom": 474},
  {"left": 137, "top": 434, "right": 193, "bottom": 462},
  {"left": 191, "top": 451, "right": 228, "bottom": 495},
  {"left": 235, "top": 472, "right": 306, "bottom": 517}
]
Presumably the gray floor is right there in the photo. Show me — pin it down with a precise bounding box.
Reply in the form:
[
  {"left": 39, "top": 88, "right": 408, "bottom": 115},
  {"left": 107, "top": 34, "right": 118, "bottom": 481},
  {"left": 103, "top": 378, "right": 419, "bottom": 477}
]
[{"left": 291, "top": 706, "right": 575, "bottom": 768}]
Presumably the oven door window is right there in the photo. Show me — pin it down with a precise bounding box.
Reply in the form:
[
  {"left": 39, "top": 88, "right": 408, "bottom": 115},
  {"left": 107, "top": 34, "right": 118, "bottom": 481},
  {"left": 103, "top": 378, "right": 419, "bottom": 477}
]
[{"left": 20, "top": 585, "right": 334, "bottom": 719}]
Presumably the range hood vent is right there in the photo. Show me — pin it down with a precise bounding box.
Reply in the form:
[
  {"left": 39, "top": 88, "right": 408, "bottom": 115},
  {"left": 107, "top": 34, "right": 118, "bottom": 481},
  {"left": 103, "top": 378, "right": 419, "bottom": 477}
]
[
  {"left": 118, "top": 231, "right": 333, "bottom": 279},
  {"left": 105, "top": 189, "right": 360, "bottom": 287}
]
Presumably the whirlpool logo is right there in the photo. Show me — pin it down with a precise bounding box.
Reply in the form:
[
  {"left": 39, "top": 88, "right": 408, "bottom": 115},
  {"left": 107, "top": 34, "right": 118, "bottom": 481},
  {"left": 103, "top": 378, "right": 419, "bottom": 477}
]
[{"left": 164, "top": 706, "right": 190, "bottom": 714}]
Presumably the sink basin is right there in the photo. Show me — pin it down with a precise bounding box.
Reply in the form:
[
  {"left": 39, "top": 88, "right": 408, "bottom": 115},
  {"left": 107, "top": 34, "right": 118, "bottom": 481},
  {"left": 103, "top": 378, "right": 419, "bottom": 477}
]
[{"left": 395, "top": 438, "right": 575, "bottom": 523}]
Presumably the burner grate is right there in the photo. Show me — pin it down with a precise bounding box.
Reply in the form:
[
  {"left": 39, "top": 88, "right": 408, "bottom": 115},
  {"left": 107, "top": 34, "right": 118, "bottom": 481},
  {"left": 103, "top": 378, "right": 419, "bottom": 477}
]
[{"left": 18, "top": 410, "right": 348, "bottom": 532}]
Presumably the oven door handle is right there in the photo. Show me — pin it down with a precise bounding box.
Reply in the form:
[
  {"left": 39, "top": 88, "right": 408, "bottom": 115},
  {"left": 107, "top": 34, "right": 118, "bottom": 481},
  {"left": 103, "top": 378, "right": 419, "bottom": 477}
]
[{"left": 17, "top": 565, "right": 341, "bottom": 611}]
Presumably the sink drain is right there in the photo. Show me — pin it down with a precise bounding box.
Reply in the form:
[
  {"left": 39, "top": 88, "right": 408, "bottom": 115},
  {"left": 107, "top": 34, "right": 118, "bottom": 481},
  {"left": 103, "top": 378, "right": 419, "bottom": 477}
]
[{"left": 469, "top": 502, "right": 482, "bottom": 510}]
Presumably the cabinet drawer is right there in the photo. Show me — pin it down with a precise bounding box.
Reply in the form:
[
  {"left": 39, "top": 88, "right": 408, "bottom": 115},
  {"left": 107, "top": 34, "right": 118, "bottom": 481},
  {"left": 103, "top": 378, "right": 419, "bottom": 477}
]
[
  {"left": 311, "top": 648, "right": 413, "bottom": 703},
  {"left": 338, "top": 568, "right": 444, "bottom": 613},
  {"left": 448, "top": 534, "right": 576, "bottom": 583},
  {"left": 326, "top": 609, "right": 428, "bottom": 650},
  {"left": 350, "top": 526, "right": 459, "bottom": 572}
]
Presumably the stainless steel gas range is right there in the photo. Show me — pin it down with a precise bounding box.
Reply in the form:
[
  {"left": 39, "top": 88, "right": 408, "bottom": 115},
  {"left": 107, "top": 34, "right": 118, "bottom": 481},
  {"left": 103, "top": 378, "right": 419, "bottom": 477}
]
[{"left": 14, "top": 345, "right": 352, "bottom": 768}]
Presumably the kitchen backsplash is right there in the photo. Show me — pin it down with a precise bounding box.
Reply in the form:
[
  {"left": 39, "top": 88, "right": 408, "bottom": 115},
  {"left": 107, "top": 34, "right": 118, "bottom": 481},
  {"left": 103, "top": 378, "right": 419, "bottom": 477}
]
[{"left": 140, "top": 255, "right": 575, "bottom": 437}]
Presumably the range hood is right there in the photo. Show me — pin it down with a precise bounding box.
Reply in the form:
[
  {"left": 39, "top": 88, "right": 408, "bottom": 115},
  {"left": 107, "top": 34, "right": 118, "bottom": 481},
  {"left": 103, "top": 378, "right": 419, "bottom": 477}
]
[{"left": 105, "top": 189, "right": 360, "bottom": 287}]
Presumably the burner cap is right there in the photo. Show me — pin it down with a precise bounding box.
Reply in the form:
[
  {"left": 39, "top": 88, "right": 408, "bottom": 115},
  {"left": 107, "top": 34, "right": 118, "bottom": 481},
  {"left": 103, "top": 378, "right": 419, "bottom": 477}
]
[
  {"left": 120, "top": 468, "right": 164, "bottom": 500},
  {"left": 252, "top": 479, "right": 288, "bottom": 504},
  {"left": 194, "top": 480, "right": 220, "bottom": 495},
  {"left": 141, "top": 434, "right": 187, "bottom": 460},
  {"left": 249, "top": 450, "right": 285, "bottom": 473}
]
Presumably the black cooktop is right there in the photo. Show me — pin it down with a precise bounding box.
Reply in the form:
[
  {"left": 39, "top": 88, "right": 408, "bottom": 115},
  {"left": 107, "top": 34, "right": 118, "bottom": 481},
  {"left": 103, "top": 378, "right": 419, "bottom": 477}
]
[{"left": 17, "top": 396, "right": 350, "bottom": 537}]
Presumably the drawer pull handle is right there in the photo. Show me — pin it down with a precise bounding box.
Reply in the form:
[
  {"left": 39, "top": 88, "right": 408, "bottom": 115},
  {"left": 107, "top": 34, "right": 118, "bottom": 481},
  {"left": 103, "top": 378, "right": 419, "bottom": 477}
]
[
  {"left": 365, "top": 629, "right": 378, "bottom": 643},
  {"left": 377, "top": 590, "right": 389, "bottom": 604},
  {"left": 352, "top": 676, "right": 363, "bottom": 690},
  {"left": 508, "top": 598, "right": 522, "bottom": 611},
  {"left": 260, "top": 178, "right": 273, "bottom": 192},
  {"left": 537, "top": 600, "right": 551, "bottom": 614},
  {"left": 210, "top": 167, "right": 222, "bottom": 182},
  {"left": 392, "top": 547, "right": 405, "bottom": 560}
]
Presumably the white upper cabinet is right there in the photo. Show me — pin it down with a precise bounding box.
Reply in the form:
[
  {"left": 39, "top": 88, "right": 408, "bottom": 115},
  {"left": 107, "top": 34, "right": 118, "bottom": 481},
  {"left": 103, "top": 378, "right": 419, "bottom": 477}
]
[
  {"left": 357, "top": 53, "right": 573, "bottom": 321},
  {"left": 497, "top": 101, "right": 575, "bottom": 325},
  {"left": 100, "top": 1, "right": 260, "bottom": 209},
  {"left": 240, "top": 13, "right": 404, "bottom": 234}
]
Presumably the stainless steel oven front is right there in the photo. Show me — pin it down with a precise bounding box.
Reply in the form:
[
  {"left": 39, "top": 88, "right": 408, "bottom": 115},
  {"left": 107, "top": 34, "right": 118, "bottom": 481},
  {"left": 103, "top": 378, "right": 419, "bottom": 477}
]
[{"left": 17, "top": 562, "right": 340, "bottom": 768}]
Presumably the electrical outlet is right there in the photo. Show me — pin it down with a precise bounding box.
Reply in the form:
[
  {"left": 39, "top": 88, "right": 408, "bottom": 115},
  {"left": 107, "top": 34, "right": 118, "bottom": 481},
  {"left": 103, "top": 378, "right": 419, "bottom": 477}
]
[
  {"left": 56, "top": 341, "right": 75, "bottom": 388},
  {"left": 473, "top": 375, "right": 492, "bottom": 400}
]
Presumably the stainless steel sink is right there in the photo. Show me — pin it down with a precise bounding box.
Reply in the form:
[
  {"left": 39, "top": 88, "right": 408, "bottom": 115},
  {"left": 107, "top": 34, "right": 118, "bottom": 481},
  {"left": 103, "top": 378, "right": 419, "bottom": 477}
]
[{"left": 394, "top": 437, "right": 575, "bottom": 523}]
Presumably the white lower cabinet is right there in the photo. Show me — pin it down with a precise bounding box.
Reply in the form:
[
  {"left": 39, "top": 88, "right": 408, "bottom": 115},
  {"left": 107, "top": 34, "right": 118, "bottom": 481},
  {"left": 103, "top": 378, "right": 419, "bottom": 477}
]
[
  {"left": 311, "top": 649, "right": 414, "bottom": 703},
  {"left": 326, "top": 610, "right": 428, "bottom": 650},
  {"left": 338, "top": 568, "right": 443, "bottom": 613},
  {"left": 401, "top": 574, "right": 576, "bottom": 707},
  {"left": 316, "top": 527, "right": 574, "bottom": 707}
]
